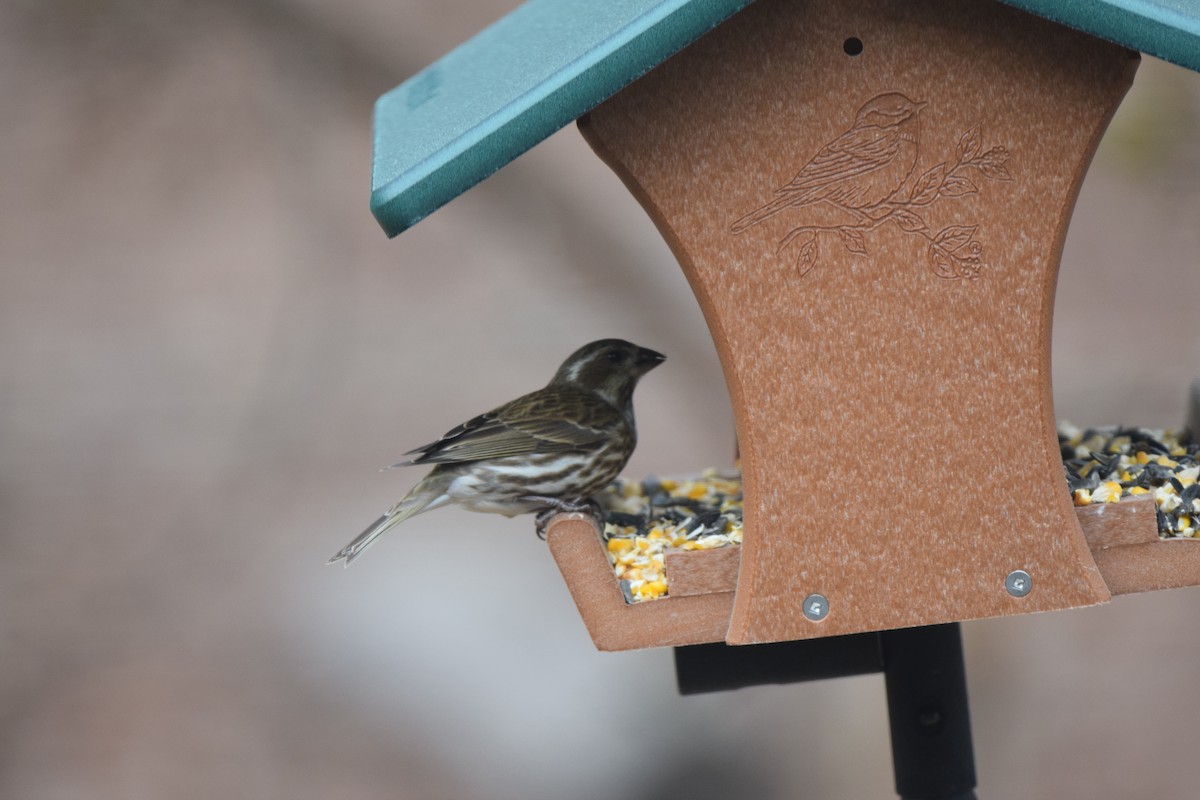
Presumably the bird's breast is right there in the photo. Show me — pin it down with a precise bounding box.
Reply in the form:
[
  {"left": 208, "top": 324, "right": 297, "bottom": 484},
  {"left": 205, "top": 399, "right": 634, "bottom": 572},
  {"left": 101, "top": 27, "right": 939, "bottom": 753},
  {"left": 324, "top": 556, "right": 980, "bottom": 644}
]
[{"left": 445, "top": 444, "right": 631, "bottom": 513}]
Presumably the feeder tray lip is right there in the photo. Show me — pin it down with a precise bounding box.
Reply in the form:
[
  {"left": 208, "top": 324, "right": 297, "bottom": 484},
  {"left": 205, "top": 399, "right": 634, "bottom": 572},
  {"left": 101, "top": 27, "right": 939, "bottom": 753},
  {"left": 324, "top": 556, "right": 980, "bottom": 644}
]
[{"left": 543, "top": 511, "right": 733, "bottom": 651}]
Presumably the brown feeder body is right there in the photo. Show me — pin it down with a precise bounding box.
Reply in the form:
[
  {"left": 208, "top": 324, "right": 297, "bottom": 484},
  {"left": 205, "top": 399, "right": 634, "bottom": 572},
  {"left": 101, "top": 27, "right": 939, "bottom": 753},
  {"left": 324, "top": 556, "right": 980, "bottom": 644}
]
[{"left": 568, "top": 0, "right": 1141, "bottom": 646}]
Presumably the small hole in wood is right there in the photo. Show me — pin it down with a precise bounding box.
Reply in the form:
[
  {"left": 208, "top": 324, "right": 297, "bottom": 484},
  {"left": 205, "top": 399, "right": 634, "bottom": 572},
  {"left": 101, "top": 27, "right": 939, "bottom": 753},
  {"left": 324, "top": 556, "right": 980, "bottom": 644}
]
[{"left": 843, "top": 37, "right": 863, "bottom": 56}]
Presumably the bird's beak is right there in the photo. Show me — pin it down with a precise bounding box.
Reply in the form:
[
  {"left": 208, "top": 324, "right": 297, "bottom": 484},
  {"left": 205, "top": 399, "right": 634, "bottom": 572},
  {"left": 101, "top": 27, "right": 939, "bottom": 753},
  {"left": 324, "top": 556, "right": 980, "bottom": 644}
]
[{"left": 636, "top": 347, "right": 666, "bottom": 369}]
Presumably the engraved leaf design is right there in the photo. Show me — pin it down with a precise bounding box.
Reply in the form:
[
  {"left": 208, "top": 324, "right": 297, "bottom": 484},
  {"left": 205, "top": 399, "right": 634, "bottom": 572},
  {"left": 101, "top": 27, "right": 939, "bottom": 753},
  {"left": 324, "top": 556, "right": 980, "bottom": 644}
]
[
  {"left": 956, "top": 125, "right": 982, "bottom": 162},
  {"left": 795, "top": 235, "right": 819, "bottom": 277},
  {"left": 928, "top": 247, "right": 960, "bottom": 279},
  {"left": 976, "top": 146, "right": 1012, "bottom": 181},
  {"left": 891, "top": 208, "right": 928, "bottom": 233},
  {"left": 934, "top": 225, "right": 979, "bottom": 252},
  {"left": 977, "top": 162, "right": 1012, "bottom": 181},
  {"left": 940, "top": 175, "right": 978, "bottom": 197},
  {"left": 910, "top": 164, "right": 945, "bottom": 205},
  {"left": 838, "top": 227, "right": 867, "bottom": 255}
]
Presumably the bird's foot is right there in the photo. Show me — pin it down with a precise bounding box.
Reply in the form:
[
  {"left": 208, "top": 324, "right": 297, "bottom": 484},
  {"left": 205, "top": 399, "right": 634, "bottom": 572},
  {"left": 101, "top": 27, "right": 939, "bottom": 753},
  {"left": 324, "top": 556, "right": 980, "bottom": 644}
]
[{"left": 525, "top": 496, "right": 603, "bottom": 540}]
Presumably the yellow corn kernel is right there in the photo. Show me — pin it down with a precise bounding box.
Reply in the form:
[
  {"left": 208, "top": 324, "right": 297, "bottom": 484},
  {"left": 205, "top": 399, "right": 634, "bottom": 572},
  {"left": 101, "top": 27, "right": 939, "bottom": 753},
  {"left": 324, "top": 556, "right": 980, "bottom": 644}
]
[
  {"left": 607, "top": 538, "right": 633, "bottom": 554},
  {"left": 1156, "top": 456, "right": 1179, "bottom": 468},
  {"left": 648, "top": 527, "right": 665, "bottom": 540},
  {"left": 1093, "top": 481, "right": 1123, "bottom": 503},
  {"left": 642, "top": 580, "right": 668, "bottom": 598},
  {"left": 659, "top": 478, "right": 678, "bottom": 491},
  {"left": 1155, "top": 485, "right": 1182, "bottom": 513},
  {"left": 1135, "top": 451, "right": 1151, "bottom": 465},
  {"left": 1128, "top": 486, "right": 1150, "bottom": 495},
  {"left": 687, "top": 484, "right": 708, "bottom": 500},
  {"left": 1072, "top": 488, "right": 1093, "bottom": 506},
  {"left": 670, "top": 536, "right": 688, "bottom": 547}
]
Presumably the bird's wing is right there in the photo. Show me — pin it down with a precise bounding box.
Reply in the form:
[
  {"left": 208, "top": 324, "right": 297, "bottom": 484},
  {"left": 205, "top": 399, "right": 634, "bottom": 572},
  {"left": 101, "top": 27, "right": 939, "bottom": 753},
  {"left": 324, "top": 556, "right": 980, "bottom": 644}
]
[
  {"left": 390, "top": 389, "right": 619, "bottom": 466},
  {"left": 776, "top": 126, "right": 899, "bottom": 195}
]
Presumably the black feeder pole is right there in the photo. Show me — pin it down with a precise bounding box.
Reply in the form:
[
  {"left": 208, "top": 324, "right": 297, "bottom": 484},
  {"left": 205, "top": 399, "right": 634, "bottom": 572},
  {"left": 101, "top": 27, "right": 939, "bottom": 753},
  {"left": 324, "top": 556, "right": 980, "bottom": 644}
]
[{"left": 675, "top": 623, "right": 978, "bottom": 800}]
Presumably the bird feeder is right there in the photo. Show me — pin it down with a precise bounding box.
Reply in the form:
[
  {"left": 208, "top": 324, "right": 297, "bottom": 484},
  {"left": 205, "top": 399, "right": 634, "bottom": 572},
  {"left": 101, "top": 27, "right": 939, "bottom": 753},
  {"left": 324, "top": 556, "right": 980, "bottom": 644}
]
[
  {"left": 370, "top": 0, "right": 1200, "bottom": 794},
  {"left": 372, "top": 0, "right": 1200, "bottom": 649}
]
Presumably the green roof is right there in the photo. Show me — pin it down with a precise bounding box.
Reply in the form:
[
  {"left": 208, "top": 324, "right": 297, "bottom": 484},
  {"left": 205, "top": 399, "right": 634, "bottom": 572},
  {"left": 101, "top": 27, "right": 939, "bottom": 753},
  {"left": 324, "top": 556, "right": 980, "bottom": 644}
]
[{"left": 1004, "top": 0, "right": 1200, "bottom": 73}]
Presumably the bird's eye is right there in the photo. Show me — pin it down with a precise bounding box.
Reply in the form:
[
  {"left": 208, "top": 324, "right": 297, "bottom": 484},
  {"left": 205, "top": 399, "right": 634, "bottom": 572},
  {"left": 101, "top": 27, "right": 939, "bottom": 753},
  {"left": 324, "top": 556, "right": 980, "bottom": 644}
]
[{"left": 606, "top": 350, "right": 626, "bottom": 363}]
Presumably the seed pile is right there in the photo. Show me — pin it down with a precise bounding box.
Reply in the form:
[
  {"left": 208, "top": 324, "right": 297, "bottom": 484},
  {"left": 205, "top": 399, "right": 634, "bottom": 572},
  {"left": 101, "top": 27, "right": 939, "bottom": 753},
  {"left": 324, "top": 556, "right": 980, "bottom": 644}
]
[
  {"left": 598, "top": 469, "right": 743, "bottom": 602},
  {"left": 596, "top": 425, "right": 1198, "bottom": 604},
  {"left": 1059, "top": 423, "right": 1199, "bottom": 537}
]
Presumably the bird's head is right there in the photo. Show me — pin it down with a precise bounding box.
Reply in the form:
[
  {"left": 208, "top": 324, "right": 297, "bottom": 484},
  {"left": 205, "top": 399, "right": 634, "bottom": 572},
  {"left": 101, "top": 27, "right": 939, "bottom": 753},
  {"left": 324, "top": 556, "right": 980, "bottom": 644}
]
[
  {"left": 549, "top": 339, "right": 665, "bottom": 407},
  {"left": 853, "top": 92, "right": 927, "bottom": 129}
]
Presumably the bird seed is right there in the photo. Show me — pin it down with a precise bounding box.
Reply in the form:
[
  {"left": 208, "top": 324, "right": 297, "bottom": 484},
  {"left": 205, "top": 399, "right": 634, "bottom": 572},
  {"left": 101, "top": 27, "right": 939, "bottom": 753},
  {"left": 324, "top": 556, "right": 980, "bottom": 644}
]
[
  {"left": 597, "top": 468, "right": 743, "bottom": 603},
  {"left": 1059, "top": 423, "right": 1199, "bottom": 536}
]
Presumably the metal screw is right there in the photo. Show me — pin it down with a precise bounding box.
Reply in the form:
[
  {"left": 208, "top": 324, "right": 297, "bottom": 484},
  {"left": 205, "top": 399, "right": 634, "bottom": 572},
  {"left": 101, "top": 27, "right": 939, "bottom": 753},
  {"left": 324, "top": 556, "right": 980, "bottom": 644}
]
[
  {"left": 917, "top": 706, "right": 943, "bottom": 730},
  {"left": 803, "top": 593, "right": 829, "bottom": 621},
  {"left": 1005, "top": 569, "right": 1032, "bottom": 598}
]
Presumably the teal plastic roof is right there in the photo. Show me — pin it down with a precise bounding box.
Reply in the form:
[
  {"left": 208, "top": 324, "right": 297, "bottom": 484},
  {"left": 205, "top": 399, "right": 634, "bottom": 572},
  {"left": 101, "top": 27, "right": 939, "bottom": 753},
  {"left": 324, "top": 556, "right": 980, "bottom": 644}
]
[
  {"left": 371, "top": 0, "right": 1200, "bottom": 237},
  {"left": 1003, "top": 0, "right": 1200, "bottom": 71},
  {"left": 370, "top": 0, "right": 754, "bottom": 237}
]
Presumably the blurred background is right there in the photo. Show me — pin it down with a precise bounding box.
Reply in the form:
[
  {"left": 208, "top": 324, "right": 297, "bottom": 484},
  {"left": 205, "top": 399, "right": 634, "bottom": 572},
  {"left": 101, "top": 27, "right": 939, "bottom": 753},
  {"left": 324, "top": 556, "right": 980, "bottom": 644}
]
[{"left": 2, "top": 1, "right": 1198, "bottom": 798}]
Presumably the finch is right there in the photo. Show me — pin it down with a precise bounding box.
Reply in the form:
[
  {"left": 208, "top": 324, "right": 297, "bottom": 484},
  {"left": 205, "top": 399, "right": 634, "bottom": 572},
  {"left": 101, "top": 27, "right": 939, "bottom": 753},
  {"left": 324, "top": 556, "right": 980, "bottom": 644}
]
[
  {"left": 328, "top": 339, "right": 665, "bottom": 566},
  {"left": 731, "top": 92, "right": 926, "bottom": 232}
]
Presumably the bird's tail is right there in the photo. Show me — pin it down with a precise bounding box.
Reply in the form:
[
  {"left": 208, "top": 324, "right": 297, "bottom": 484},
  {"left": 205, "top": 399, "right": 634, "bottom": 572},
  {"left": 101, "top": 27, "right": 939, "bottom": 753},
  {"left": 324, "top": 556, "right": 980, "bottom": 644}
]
[
  {"left": 730, "top": 194, "right": 796, "bottom": 234},
  {"left": 327, "top": 470, "right": 452, "bottom": 566}
]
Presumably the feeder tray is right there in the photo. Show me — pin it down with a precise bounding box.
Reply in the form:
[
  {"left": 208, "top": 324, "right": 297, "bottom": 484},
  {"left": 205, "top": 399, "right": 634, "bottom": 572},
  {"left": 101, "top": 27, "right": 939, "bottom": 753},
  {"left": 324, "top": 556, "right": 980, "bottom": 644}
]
[{"left": 546, "top": 495, "right": 1192, "bottom": 650}]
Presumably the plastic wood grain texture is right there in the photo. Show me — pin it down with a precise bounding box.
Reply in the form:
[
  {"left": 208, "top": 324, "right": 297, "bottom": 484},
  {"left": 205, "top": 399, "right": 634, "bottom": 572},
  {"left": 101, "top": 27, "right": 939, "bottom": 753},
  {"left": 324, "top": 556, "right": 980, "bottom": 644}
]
[
  {"left": 664, "top": 546, "right": 742, "bottom": 597},
  {"left": 1076, "top": 494, "right": 1158, "bottom": 550},
  {"left": 579, "top": 0, "right": 1139, "bottom": 644},
  {"left": 1092, "top": 540, "right": 1200, "bottom": 595}
]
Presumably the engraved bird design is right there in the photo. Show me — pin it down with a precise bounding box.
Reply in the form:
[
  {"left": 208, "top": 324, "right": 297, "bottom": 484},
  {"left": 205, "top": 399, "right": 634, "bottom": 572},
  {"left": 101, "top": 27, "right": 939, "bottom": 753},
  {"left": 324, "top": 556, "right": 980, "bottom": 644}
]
[{"left": 731, "top": 92, "right": 927, "bottom": 233}]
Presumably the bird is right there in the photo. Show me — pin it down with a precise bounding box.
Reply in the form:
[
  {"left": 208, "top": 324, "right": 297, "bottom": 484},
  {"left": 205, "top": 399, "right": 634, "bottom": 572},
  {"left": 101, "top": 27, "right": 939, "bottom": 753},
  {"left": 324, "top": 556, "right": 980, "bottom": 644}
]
[
  {"left": 731, "top": 92, "right": 927, "bottom": 233},
  {"left": 328, "top": 339, "right": 665, "bottom": 566}
]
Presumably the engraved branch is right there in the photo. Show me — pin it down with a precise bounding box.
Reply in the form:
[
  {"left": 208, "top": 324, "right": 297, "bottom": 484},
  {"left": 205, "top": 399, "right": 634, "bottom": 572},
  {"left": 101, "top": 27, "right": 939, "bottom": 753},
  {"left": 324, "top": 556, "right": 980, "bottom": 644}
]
[{"left": 775, "top": 125, "right": 1012, "bottom": 279}]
